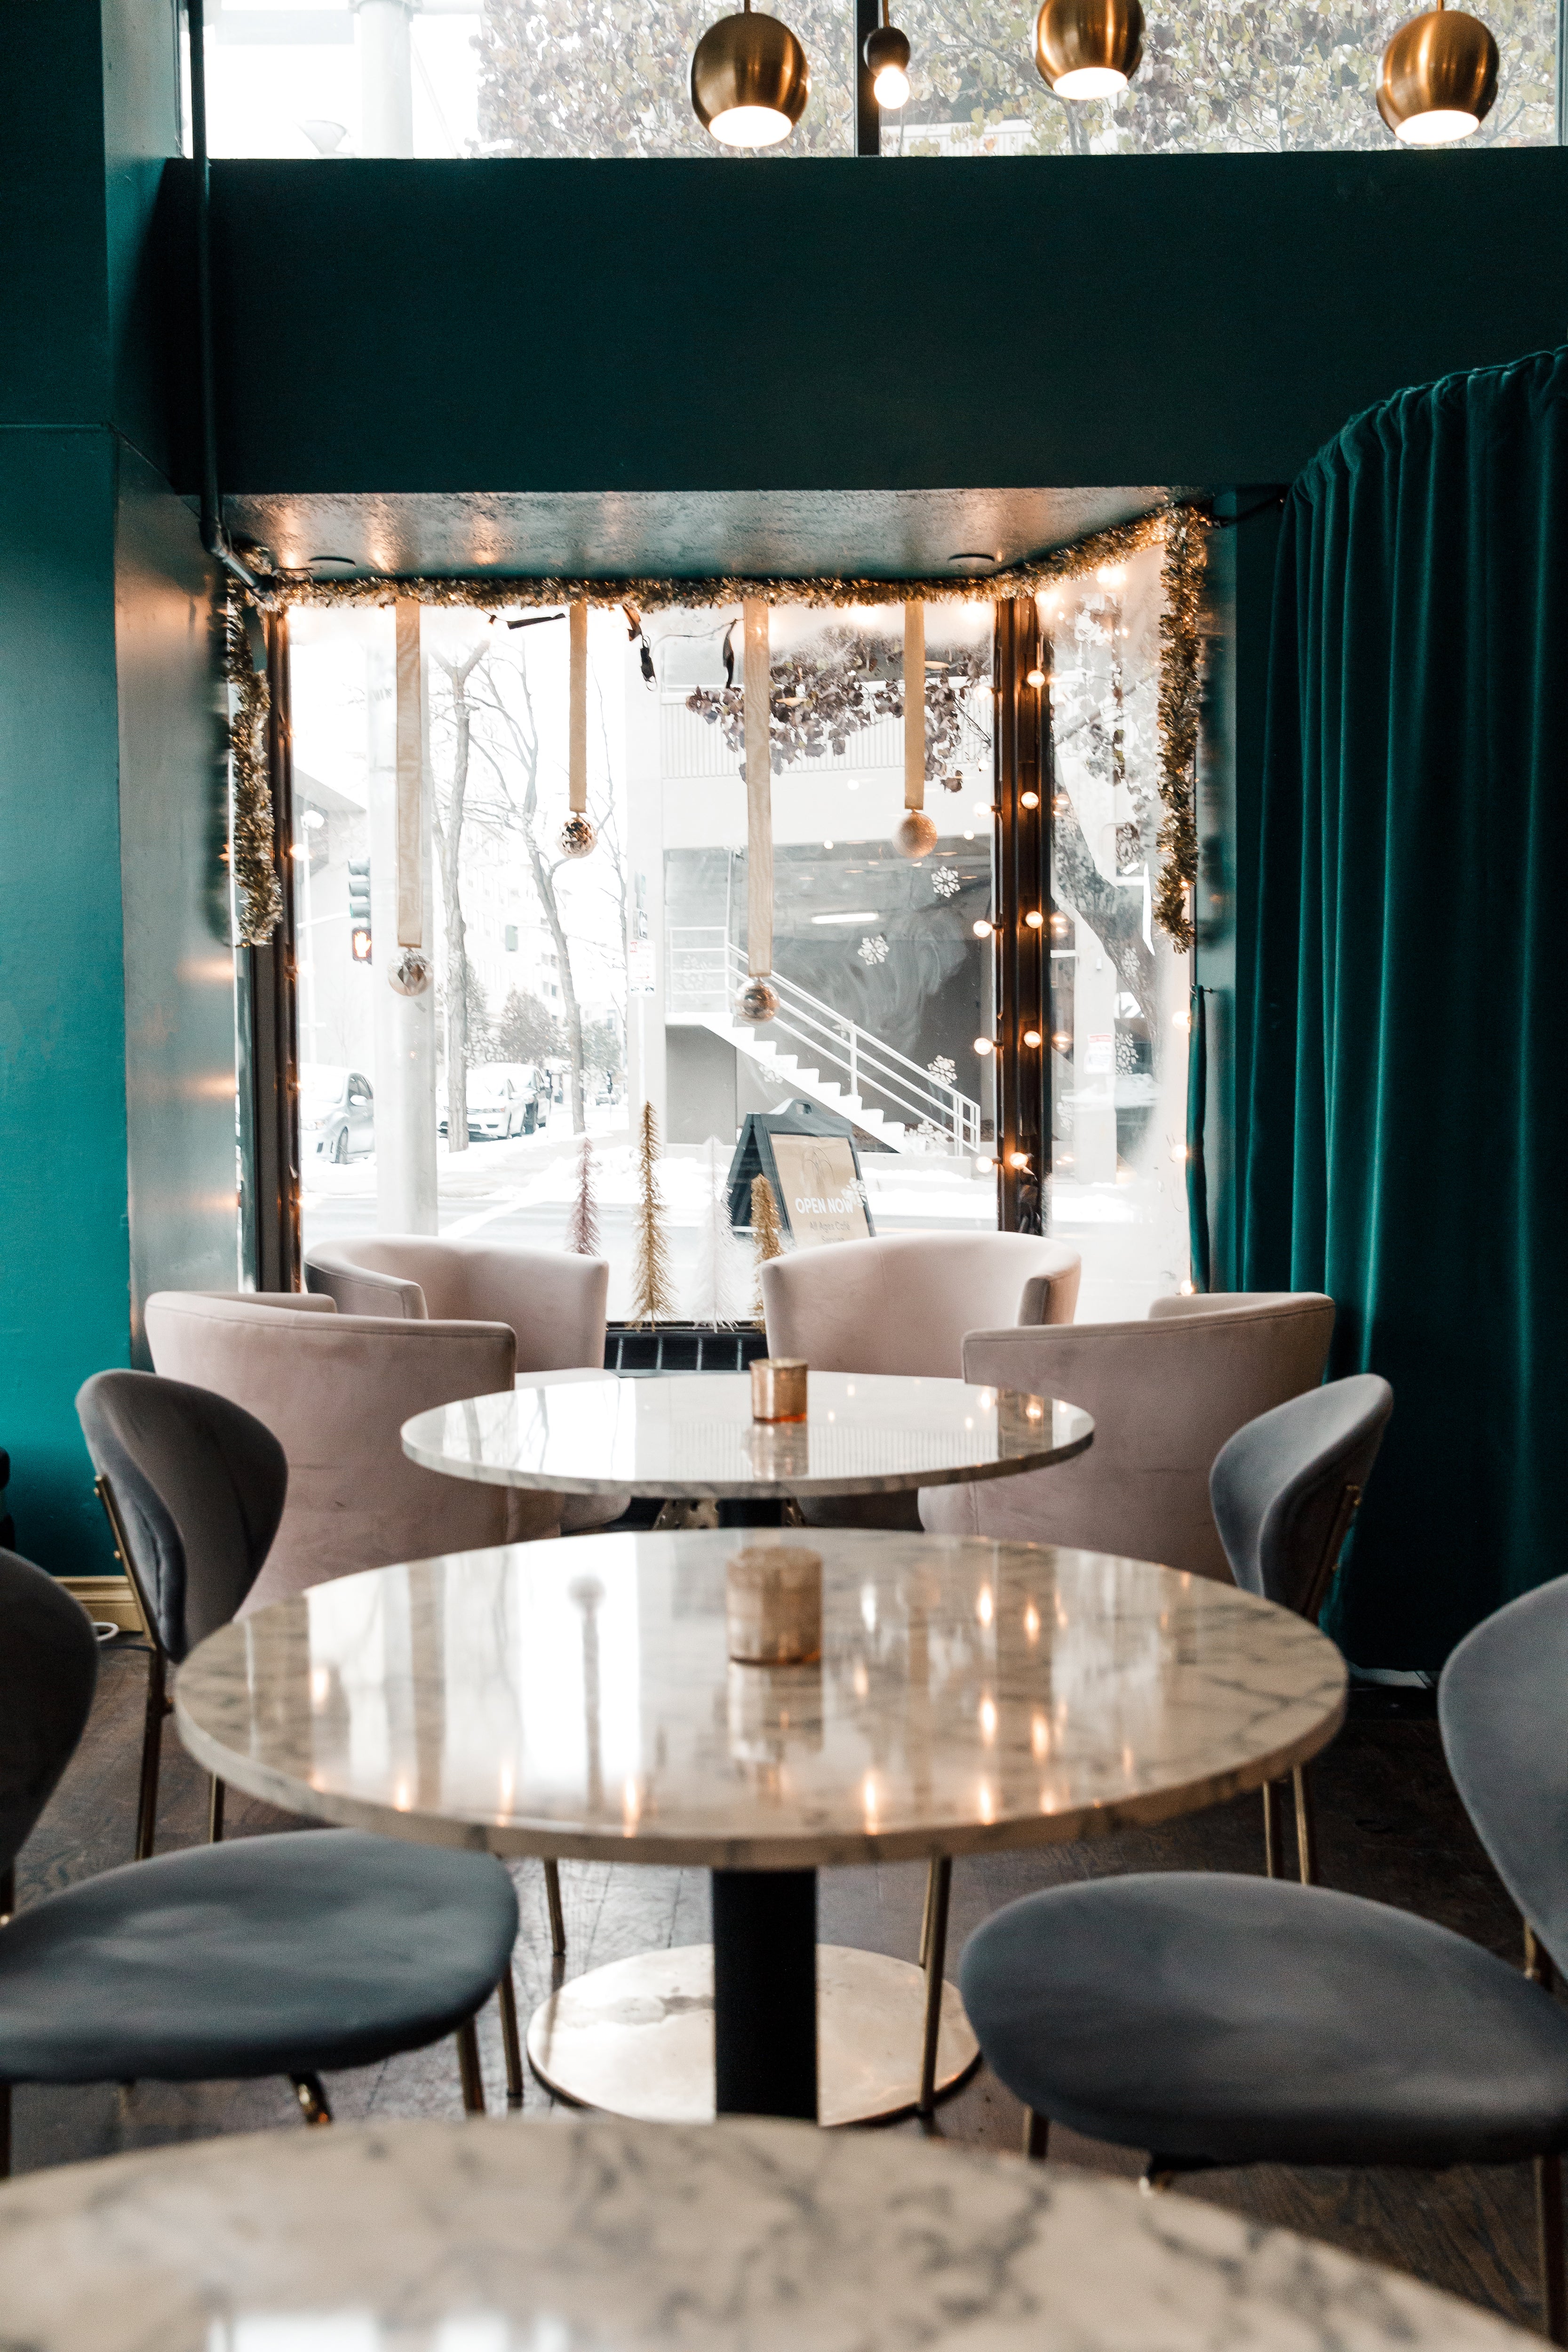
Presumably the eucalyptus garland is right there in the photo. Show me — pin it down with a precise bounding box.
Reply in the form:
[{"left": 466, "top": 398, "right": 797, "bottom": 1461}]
[
  {"left": 223, "top": 604, "right": 284, "bottom": 945},
  {"left": 242, "top": 496, "right": 1209, "bottom": 950}
]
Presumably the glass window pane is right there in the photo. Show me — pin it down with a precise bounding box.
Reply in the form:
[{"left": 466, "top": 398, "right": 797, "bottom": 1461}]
[{"left": 886, "top": 0, "right": 1553, "bottom": 151}]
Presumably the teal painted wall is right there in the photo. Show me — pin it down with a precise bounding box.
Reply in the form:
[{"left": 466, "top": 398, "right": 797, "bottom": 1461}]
[
  {"left": 0, "top": 0, "right": 233, "bottom": 1573},
  {"left": 194, "top": 150, "right": 1568, "bottom": 499}
]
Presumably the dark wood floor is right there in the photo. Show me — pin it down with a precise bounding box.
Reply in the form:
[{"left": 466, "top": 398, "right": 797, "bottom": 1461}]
[{"left": 15, "top": 1639, "right": 1553, "bottom": 2334}]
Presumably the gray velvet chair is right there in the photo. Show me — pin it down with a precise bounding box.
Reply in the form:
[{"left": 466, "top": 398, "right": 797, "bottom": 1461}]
[
  {"left": 0, "top": 1548, "right": 521, "bottom": 2171},
  {"left": 959, "top": 1572, "right": 1568, "bottom": 2344},
  {"left": 76, "top": 1368, "right": 529, "bottom": 2100},
  {"left": 1210, "top": 1373, "right": 1393, "bottom": 1880}
]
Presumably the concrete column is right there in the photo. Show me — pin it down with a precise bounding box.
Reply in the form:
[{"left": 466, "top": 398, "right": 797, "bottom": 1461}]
[
  {"left": 625, "top": 645, "right": 667, "bottom": 1134},
  {"left": 366, "top": 616, "right": 438, "bottom": 1231},
  {"left": 357, "top": 0, "right": 414, "bottom": 157}
]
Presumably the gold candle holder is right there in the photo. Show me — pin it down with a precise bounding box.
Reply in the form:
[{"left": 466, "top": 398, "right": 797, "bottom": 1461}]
[
  {"left": 726, "top": 1543, "right": 823, "bottom": 1665},
  {"left": 751, "top": 1356, "right": 807, "bottom": 1422}
]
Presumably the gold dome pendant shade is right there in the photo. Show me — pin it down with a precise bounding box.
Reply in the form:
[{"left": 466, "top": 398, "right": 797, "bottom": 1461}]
[
  {"left": 1035, "top": 0, "right": 1144, "bottom": 97},
  {"left": 691, "top": 0, "right": 810, "bottom": 146},
  {"left": 1377, "top": 0, "right": 1497, "bottom": 141}
]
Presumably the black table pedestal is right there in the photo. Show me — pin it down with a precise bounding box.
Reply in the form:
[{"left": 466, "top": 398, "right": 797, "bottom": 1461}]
[{"left": 711, "top": 1867, "right": 818, "bottom": 2120}]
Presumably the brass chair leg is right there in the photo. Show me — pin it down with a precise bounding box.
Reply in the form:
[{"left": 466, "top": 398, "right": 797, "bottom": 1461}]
[
  {"left": 1292, "top": 1763, "right": 1317, "bottom": 1885},
  {"left": 208, "top": 1774, "right": 226, "bottom": 1844},
  {"left": 1537, "top": 2151, "right": 1567, "bottom": 2346},
  {"left": 544, "top": 1859, "right": 566, "bottom": 1959},
  {"left": 1261, "top": 1779, "right": 1284, "bottom": 1880},
  {"left": 919, "top": 1857, "right": 937, "bottom": 1971},
  {"left": 134, "top": 1649, "right": 167, "bottom": 1863},
  {"left": 457, "top": 2018, "right": 486, "bottom": 2116},
  {"left": 291, "top": 2073, "right": 333, "bottom": 2126},
  {"left": 917, "top": 1855, "right": 952, "bottom": 2116},
  {"left": 1022, "top": 2106, "right": 1049, "bottom": 2161},
  {"left": 497, "top": 1968, "right": 525, "bottom": 2108}
]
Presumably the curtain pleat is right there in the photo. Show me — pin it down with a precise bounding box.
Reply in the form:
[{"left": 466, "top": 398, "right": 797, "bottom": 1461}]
[{"left": 1241, "top": 345, "right": 1568, "bottom": 1669}]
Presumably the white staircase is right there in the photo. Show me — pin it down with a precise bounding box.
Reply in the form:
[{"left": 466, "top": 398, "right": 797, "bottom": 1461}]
[{"left": 667, "top": 930, "right": 981, "bottom": 1158}]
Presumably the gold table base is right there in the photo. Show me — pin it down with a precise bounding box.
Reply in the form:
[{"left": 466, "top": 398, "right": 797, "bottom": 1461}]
[{"left": 526, "top": 1943, "right": 979, "bottom": 2128}]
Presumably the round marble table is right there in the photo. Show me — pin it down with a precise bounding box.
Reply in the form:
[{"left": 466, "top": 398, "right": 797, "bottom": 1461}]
[
  {"left": 0, "top": 2114, "right": 1529, "bottom": 2352},
  {"left": 401, "top": 1369, "right": 1094, "bottom": 1520},
  {"left": 175, "top": 1529, "right": 1347, "bottom": 2130}
]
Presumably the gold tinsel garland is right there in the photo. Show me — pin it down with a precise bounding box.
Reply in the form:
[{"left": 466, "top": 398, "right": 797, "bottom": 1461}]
[
  {"left": 1152, "top": 507, "right": 1210, "bottom": 954},
  {"left": 242, "top": 496, "right": 1209, "bottom": 950},
  {"left": 223, "top": 604, "right": 285, "bottom": 945}
]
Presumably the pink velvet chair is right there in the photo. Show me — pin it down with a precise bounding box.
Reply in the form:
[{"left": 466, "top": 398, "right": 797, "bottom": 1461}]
[
  {"left": 919, "top": 1291, "right": 1337, "bottom": 1580},
  {"left": 759, "top": 1232, "right": 1082, "bottom": 1530},
  {"left": 143, "top": 1290, "right": 560, "bottom": 1614}
]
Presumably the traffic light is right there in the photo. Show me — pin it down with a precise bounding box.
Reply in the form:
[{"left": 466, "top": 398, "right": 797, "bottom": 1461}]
[{"left": 348, "top": 858, "right": 372, "bottom": 963}]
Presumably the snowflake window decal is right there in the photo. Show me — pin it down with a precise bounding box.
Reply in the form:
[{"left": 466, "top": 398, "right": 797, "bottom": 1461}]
[
  {"left": 858, "top": 934, "right": 889, "bottom": 966},
  {"left": 930, "top": 866, "right": 961, "bottom": 899},
  {"left": 926, "top": 1054, "right": 957, "bottom": 1089}
]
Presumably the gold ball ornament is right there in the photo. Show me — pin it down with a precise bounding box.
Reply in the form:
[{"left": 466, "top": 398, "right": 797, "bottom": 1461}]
[
  {"left": 558, "top": 813, "right": 596, "bottom": 859},
  {"left": 894, "top": 810, "right": 939, "bottom": 861},
  {"left": 1377, "top": 4, "right": 1497, "bottom": 140},
  {"left": 691, "top": 2, "right": 810, "bottom": 146},
  {"left": 1034, "top": 0, "right": 1144, "bottom": 95},
  {"left": 734, "top": 977, "right": 781, "bottom": 1024}
]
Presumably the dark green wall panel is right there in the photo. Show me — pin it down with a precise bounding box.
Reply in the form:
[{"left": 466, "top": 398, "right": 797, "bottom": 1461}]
[
  {"left": 0, "top": 432, "right": 131, "bottom": 1573},
  {"left": 115, "top": 442, "right": 237, "bottom": 1352},
  {"left": 202, "top": 150, "right": 1568, "bottom": 499}
]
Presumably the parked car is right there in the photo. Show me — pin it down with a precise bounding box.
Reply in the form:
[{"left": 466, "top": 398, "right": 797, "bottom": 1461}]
[
  {"left": 438, "top": 1066, "right": 536, "bottom": 1142},
  {"left": 300, "top": 1064, "right": 374, "bottom": 1163},
  {"left": 483, "top": 1063, "right": 541, "bottom": 1132}
]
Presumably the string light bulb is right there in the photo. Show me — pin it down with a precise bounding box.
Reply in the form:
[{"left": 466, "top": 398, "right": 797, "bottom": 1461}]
[
  {"left": 972, "top": 917, "right": 994, "bottom": 938},
  {"left": 1020, "top": 789, "right": 1041, "bottom": 809},
  {"left": 975, "top": 1153, "right": 996, "bottom": 1174},
  {"left": 1008, "top": 1150, "right": 1031, "bottom": 1170},
  {"left": 1026, "top": 665, "right": 1047, "bottom": 688},
  {"left": 864, "top": 0, "right": 912, "bottom": 105},
  {"left": 1035, "top": 0, "right": 1144, "bottom": 96},
  {"left": 691, "top": 0, "right": 811, "bottom": 145},
  {"left": 1377, "top": 0, "right": 1497, "bottom": 139},
  {"left": 1024, "top": 909, "right": 1044, "bottom": 930},
  {"left": 973, "top": 1037, "right": 996, "bottom": 1057},
  {"left": 1023, "top": 1028, "right": 1043, "bottom": 1047}
]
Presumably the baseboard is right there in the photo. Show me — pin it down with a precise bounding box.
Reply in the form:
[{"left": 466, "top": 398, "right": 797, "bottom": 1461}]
[{"left": 62, "top": 1575, "right": 145, "bottom": 1634}]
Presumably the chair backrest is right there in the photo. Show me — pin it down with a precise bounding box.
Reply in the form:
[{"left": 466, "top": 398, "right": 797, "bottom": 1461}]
[
  {"left": 1209, "top": 1374, "right": 1393, "bottom": 1616},
  {"left": 0, "top": 1550, "right": 97, "bottom": 1876},
  {"left": 760, "top": 1232, "right": 1081, "bottom": 1380},
  {"left": 304, "top": 1238, "right": 609, "bottom": 1375},
  {"left": 931, "top": 1292, "right": 1336, "bottom": 1578},
  {"left": 76, "top": 1369, "right": 287, "bottom": 1661},
  {"left": 143, "top": 1291, "right": 538, "bottom": 1611},
  {"left": 1441, "top": 1576, "right": 1568, "bottom": 1969}
]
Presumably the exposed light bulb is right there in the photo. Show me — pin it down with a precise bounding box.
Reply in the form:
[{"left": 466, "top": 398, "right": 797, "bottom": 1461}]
[
  {"left": 975, "top": 1154, "right": 996, "bottom": 1174},
  {"left": 1024, "top": 909, "right": 1044, "bottom": 930},
  {"left": 1020, "top": 789, "right": 1041, "bottom": 809},
  {"left": 972, "top": 918, "right": 994, "bottom": 938},
  {"left": 1026, "top": 666, "right": 1046, "bottom": 688},
  {"left": 1008, "top": 1151, "right": 1031, "bottom": 1170},
  {"left": 973, "top": 1037, "right": 995, "bottom": 1057},
  {"left": 708, "top": 102, "right": 795, "bottom": 143},
  {"left": 873, "top": 58, "right": 910, "bottom": 103},
  {"left": 1023, "top": 1028, "right": 1042, "bottom": 1047}
]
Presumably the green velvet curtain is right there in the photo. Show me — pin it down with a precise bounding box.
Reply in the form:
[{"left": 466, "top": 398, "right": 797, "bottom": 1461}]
[{"left": 1240, "top": 344, "right": 1568, "bottom": 1671}]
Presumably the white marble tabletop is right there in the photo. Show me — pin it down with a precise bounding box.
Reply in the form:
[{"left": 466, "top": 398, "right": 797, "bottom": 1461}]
[
  {"left": 175, "top": 1529, "right": 1346, "bottom": 1869},
  {"left": 402, "top": 1370, "right": 1093, "bottom": 1499},
  {"left": 0, "top": 2113, "right": 1527, "bottom": 2351}
]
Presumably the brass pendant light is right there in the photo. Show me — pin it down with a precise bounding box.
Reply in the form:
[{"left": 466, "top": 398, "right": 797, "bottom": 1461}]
[
  {"left": 691, "top": 0, "right": 810, "bottom": 146},
  {"left": 864, "top": 1, "right": 912, "bottom": 107},
  {"left": 1377, "top": 0, "right": 1497, "bottom": 141},
  {"left": 1034, "top": 0, "right": 1144, "bottom": 97}
]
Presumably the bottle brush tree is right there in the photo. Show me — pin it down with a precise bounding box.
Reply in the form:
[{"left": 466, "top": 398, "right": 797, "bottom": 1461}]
[
  {"left": 565, "top": 1133, "right": 600, "bottom": 1256},
  {"left": 630, "top": 1100, "right": 677, "bottom": 1327},
  {"left": 749, "top": 1173, "right": 786, "bottom": 1326}
]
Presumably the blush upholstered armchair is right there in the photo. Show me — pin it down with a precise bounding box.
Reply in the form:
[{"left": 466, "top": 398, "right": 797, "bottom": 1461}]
[
  {"left": 143, "top": 1290, "right": 561, "bottom": 1614},
  {"left": 303, "top": 1238, "right": 616, "bottom": 1534},
  {"left": 759, "top": 1232, "right": 1082, "bottom": 1531},
  {"left": 920, "top": 1291, "right": 1337, "bottom": 1580}
]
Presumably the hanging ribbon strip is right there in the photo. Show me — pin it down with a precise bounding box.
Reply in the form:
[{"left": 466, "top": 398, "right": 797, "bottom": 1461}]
[
  {"left": 904, "top": 600, "right": 925, "bottom": 810},
  {"left": 394, "top": 598, "right": 423, "bottom": 949},
  {"left": 743, "top": 597, "right": 772, "bottom": 979},
  {"left": 222, "top": 603, "right": 283, "bottom": 945},
  {"left": 569, "top": 598, "right": 589, "bottom": 815}
]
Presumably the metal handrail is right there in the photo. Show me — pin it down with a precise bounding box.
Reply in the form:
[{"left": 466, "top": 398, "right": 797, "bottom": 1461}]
[{"left": 666, "top": 926, "right": 980, "bottom": 1151}]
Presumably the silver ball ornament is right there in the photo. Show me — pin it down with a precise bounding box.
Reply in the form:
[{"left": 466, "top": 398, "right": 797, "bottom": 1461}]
[
  {"left": 389, "top": 950, "right": 431, "bottom": 997},
  {"left": 559, "top": 812, "right": 596, "bottom": 859},
  {"left": 734, "top": 977, "right": 780, "bottom": 1024},
  {"left": 894, "top": 809, "right": 939, "bottom": 861}
]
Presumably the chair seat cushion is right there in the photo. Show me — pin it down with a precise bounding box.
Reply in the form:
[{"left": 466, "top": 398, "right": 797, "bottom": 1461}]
[
  {"left": 0, "top": 1831, "right": 517, "bottom": 2084},
  {"left": 959, "top": 1874, "right": 1568, "bottom": 2169}
]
